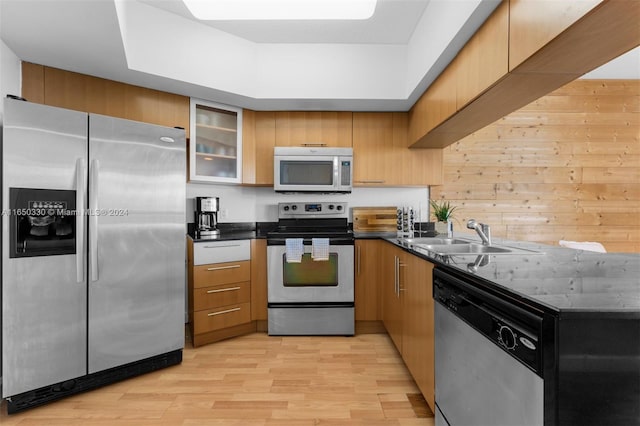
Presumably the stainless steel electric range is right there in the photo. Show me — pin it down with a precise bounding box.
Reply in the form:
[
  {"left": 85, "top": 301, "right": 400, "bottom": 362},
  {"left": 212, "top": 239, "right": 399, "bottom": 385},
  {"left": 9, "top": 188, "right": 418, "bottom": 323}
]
[{"left": 266, "top": 201, "right": 354, "bottom": 336}]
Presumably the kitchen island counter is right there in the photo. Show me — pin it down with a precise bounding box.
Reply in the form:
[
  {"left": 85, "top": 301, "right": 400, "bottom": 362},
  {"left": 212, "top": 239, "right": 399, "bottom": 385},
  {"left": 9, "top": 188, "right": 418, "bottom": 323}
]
[
  {"left": 382, "top": 236, "right": 640, "bottom": 315},
  {"left": 380, "top": 236, "right": 639, "bottom": 425}
]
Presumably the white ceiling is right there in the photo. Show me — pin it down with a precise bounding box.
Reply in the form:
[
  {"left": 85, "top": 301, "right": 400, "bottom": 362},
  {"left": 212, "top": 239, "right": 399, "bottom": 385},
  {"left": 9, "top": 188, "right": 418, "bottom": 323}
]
[
  {"left": 0, "top": 0, "right": 638, "bottom": 112},
  {"left": 138, "top": 0, "right": 431, "bottom": 44}
]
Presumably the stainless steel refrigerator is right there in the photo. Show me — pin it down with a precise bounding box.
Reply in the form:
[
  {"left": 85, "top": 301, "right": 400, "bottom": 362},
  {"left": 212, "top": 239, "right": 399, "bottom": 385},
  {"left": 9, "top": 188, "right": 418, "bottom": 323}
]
[{"left": 1, "top": 98, "right": 186, "bottom": 413}]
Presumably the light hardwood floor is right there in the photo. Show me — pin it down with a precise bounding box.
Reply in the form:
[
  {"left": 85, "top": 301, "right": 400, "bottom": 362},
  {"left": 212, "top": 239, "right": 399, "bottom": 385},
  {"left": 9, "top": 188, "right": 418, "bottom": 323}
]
[{"left": 1, "top": 332, "right": 434, "bottom": 425}]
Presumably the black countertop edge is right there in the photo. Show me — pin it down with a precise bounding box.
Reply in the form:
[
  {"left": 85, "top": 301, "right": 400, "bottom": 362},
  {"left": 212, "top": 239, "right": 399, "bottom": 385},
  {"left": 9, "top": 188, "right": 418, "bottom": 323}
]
[{"left": 188, "top": 221, "right": 277, "bottom": 242}]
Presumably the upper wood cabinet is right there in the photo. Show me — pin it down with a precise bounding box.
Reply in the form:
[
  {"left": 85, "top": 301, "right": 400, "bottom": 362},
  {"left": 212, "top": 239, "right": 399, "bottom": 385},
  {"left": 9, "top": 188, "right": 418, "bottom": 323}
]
[
  {"left": 509, "top": 0, "right": 601, "bottom": 72},
  {"left": 408, "top": 64, "right": 457, "bottom": 141},
  {"left": 455, "top": 1, "right": 509, "bottom": 109},
  {"left": 21, "top": 63, "right": 190, "bottom": 137},
  {"left": 354, "top": 112, "right": 442, "bottom": 186},
  {"left": 275, "top": 112, "right": 352, "bottom": 147},
  {"left": 242, "top": 110, "right": 276, "bottom": 186},
  {"left": 409, "top": 0, "right": 640, "bottom": 149}
]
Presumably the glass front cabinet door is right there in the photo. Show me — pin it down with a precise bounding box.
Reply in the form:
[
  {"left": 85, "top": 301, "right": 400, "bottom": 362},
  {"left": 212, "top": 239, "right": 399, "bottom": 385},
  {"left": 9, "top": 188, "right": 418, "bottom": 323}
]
[{"left": 189, "top": 99, "right": 242, "bottom": 183}]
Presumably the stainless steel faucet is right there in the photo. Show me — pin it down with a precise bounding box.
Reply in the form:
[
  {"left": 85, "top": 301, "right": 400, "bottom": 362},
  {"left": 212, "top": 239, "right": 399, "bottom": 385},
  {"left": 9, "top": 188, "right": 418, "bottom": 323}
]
[{"left": 467, "top": 219, "right": 492, "bottom": 246}]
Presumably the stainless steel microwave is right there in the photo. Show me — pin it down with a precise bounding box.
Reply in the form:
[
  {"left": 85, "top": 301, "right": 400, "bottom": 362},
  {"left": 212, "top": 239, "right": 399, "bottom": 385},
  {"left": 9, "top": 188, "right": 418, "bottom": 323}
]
[{"left": 274, "top": 147, "right": 353, "bottom": 193}]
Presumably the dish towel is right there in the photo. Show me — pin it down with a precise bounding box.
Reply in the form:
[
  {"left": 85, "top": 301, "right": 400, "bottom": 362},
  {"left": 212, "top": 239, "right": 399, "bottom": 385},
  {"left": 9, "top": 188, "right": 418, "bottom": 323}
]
[
  {"left": 559, "top": 240, "right": 607, "bottom": 253},
  {"left": 312, "top": 238, "right": 330, "bottom": 261},
  {"left": 285, "top": 238, "right": 304, "bottom": 263}
]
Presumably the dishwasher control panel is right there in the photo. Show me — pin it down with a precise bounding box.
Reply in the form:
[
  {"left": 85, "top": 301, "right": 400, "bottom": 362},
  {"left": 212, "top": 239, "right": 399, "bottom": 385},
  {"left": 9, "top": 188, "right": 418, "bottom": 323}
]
[{"left": 434, "top": 268, "right": 544, "bottom": 376}]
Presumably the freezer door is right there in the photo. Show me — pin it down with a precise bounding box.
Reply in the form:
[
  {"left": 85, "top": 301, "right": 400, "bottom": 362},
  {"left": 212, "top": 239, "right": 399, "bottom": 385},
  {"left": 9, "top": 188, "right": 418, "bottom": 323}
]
[
  {"left": 2, "top": 99, "right": 88, "bottom": 397},
  {"left": 87, "top": 114, "right": 186, "bottom": 373}
]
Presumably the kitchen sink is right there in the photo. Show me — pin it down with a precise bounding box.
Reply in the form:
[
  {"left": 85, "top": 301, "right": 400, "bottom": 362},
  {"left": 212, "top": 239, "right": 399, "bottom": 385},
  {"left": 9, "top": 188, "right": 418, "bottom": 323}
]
[
  {"left": 416, "top": 242, "right": 543, "bottom": 256},
  {"left": 399, "top": 237, "right": 470, "bottom": 245}
]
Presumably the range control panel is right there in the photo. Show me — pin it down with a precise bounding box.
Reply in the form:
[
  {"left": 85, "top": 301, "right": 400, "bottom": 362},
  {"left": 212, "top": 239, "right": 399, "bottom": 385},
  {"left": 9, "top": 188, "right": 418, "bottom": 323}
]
[{"left": 278, "top": 202, "right": 348, "bottom": 219}]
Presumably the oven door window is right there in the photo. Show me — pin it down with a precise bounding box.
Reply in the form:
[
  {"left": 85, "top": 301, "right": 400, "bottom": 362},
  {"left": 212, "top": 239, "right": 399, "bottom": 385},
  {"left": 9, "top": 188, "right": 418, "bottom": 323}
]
[
  {"left": 280, "top": 160, "right": 334, "bottom": 186},
  {"left": 9, "top": 187, "right": 77, "bottom": 258},
  {"left": 282, "top": 253, "right": 338, "bottom": 286}
]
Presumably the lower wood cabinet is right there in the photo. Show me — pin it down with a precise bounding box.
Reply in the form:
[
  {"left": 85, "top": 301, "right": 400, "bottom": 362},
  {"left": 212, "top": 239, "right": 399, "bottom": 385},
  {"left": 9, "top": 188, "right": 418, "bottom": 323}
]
[
  {"left": 250, "top": 239, "right": 268, "bottom": 330},
  {"left": 187, "top": 238, "right": 256, "bottom": 347},
  {"left": 355, "top": 240, "right": 381, "bottom": 318},
  {"left": 402, "top": 251, "right": 435, "bottom": 411},
  {"left": 380, "top": 240, "right": 435, "bottom": 412},
  {"left": 382, "top": 243, "right": 405, "bottom": 351}
]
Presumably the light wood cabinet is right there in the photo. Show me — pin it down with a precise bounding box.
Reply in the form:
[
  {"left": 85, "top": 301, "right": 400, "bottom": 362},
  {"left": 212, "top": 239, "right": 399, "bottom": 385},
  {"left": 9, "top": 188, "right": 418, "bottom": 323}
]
[
  {"left": 250, "top": 239, "right": 268, "bottom": 330},
  {"left": 409, "top": 0, "right": 639, "bottom": 149},
  {"left": 408, "top": 65, "right": 457, "bottom": 141},
  {"left": 380, "top": 241, "right": 435, "bottom": 412},
  {"left": 381, "top": 243, "right": 405, "bottom": 352},
  {"left": 353, "top": 112, "right": 443, "bottom": 186},
  {"left": 242, "top": 111, "right": 276, "bottom": 186},
  {"left": 455, "top": 1, "right": 509, "bottom": 109},
  {"left": 508, "top": 0, "right": 601, "bottom": 72},
  {"left": 402, "top": 253, "right": 435, "bottom": 411},
  {"left": 275, "top": 112, "right": 352, "bottom": 147},
  {"left": 21, "top": 63, "right": 190, "bottom": 137},
  {"left": 355, "top": 240, "right": 382, "bottom": 322},
  {"left": 187, "top": 239, "right": 255, "bottom": 347}
]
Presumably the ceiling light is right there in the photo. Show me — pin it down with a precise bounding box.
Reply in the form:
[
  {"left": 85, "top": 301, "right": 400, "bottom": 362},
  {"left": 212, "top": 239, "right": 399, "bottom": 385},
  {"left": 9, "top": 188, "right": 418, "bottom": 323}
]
[{"left": 182, "top": 0, "right": 377, "bottom": 20}]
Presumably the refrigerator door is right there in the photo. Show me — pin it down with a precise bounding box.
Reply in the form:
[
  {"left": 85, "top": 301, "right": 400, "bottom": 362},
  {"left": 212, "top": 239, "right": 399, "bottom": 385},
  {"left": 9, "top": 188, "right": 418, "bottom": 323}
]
[
  {"left": 87, "top": 114, "right": 185, "bottom": 373},
  {"left": 2, "top": 99, "right": 88, "bottom": 397}
]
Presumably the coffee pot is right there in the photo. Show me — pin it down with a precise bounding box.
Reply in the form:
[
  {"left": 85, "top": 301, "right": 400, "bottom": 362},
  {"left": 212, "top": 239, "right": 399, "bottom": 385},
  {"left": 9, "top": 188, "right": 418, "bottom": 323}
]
[{"left": 195, "top": 197, "right": 220, "bottom": 237}]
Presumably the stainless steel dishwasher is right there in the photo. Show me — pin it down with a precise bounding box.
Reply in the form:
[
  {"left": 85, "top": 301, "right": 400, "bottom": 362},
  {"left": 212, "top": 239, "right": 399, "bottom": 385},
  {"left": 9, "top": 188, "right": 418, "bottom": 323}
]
[{"left": 434, "top": 268, "right": 544, "bottom": 426}]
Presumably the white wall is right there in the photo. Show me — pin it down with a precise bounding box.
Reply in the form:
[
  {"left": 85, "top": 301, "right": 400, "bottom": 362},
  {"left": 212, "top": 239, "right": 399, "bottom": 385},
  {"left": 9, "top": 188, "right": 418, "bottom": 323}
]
[
  {"left": 186, "top": 184, "right": 430, "bottom": 224},
  {"left": 0, "top": 30, "right": 21, "bottom": 388},
  {"left": 0, "top": 38, "right": 21, "bottom": 122}
]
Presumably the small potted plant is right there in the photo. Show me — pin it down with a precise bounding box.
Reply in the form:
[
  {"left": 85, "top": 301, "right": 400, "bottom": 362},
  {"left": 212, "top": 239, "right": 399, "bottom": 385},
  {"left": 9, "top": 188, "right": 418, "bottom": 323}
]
[{"left": 430, "top": 199, "right": 458, "bottom": 235}]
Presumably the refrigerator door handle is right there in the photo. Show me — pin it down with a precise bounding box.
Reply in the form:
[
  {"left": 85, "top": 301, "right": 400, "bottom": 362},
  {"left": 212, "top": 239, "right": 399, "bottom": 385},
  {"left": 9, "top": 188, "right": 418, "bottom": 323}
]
[
  {"left": 75, "top": 158, "right": 86, "bottom": 283},
  {"left": 89, "top": 159, "right": 100, "bottom": 282}
]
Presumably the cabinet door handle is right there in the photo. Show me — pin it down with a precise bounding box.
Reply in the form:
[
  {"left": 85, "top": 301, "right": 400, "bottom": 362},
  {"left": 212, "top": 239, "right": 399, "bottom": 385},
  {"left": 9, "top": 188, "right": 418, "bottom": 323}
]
[
  {"left": 394, "top": 256, "right": 399, "bottom": 297},
  {"left": 206, "top": 286, "right": 241, "bottom": 294},
  {"left": 356, "top": 180, "right": 386, "bottom": 184},
  {"left": 301, "top": 143, "right": 327, "bottom": 147},
  {"left": 203, "top": 244, "right": 241, "bottom": 249},
  {"left": 398, "top": 262, "right": 406, "bottom": 292},
  {"left": 208, "top": 307, "right": 241, "bottom": 316},
  {"left": 206, "top": 265, "right": 241, "bottom": 271}
]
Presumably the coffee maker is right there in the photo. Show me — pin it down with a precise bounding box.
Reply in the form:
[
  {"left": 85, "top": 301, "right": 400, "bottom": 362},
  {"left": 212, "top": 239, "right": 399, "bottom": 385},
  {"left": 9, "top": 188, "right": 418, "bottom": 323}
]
[{"left": 195, "top": 197, "right": 220, "bottom": 237}]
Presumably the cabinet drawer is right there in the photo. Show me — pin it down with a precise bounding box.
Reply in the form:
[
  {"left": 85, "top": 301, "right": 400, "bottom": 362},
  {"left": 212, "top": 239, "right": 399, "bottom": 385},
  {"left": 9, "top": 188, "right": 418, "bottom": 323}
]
[
  {"left": 194, "top": 261, "right": 251, "bottom": 288},
  {"left": 194, "top": 281, "right": 250, "bottom": 311},
  {"left": 193, "top": 302, "right": 251, "bottom": 334},
  {"left": 194, "top": 240, "right": 250, "bottom": 265}
]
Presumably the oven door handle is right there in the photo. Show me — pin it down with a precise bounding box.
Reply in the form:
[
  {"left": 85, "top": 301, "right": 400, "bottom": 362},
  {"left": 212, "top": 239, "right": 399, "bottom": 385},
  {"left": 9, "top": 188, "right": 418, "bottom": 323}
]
[{"left": 267, "top": 237, "right": 354, "bottom": 246}]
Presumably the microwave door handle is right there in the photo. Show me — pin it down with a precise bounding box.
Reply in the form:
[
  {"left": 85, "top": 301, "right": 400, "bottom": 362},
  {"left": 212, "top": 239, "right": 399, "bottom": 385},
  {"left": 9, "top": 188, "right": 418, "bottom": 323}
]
[{"left": 334, "top": 156, "right": 339, "bottom": 189}]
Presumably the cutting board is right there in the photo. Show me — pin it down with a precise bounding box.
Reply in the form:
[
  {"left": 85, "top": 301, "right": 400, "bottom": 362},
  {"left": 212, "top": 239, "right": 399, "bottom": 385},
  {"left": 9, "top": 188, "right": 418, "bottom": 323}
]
[{"left": 352, "top": 207, "right": 397, "bottom": 233}]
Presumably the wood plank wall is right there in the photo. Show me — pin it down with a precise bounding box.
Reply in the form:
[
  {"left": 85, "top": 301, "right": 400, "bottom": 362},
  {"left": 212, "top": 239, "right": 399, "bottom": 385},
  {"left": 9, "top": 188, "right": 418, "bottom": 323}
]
[{"left": 431, "top": 79, "right": 640, "bottom": 253}]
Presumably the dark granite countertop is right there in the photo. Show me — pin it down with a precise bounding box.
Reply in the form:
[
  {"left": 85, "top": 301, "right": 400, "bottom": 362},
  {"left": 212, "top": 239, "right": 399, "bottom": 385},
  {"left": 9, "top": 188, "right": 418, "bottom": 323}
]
[
  {"left": 383, "top": 235, "right": 640, "bottom": 314},
  {"left": 187, "top": 221, "right": 275, "bottom": 242},
  {"left": 188, "top": 223, "right": 640, "bottom": 314}
]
